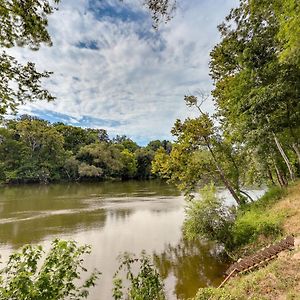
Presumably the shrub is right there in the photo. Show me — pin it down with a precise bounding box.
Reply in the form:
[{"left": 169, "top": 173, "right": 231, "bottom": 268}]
[
  {"left": 231, "top": 209, "right": 284, "bottom": 247},
  {"left": 230, "top": 186, "right": 285, "bottom": 248},
  {"left": 113, "top": 252, "right": 165, "bottom": 300},
  {"left": 194, "top": 287, "right": 233, "bottom": 300},
  {"left": 0, "top": 239, "right": 100, "bottom": 300},
  {"left": 183, "top": 183, "right": 235, "bottom": 246}
]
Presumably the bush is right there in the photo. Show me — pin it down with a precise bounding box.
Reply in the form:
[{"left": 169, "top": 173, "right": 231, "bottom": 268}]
[
  {"left": 194, "top": 287, "right": 233, "bottom": 300},
  {"left": 182, "top": 184, "right": 285, "bottom": 251},
  {"left": 0, "top": 239, "right": 100, "bottom": 300},
  {"left": 183, "top": 183, "right": 235, "bottom": 246},
  {"left": 230, "top": 210, "right": 284, "bottom": 247},
  {"left": 230, "top": 186, "right": 285, "bottom": 248},
  {"left": 113, "top": 252, "right": 165, "bottom": 300}
]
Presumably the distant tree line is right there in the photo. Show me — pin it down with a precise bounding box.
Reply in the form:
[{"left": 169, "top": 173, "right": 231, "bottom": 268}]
[{"left": 0, "top": 115, "right": 172, "bottom": 184}]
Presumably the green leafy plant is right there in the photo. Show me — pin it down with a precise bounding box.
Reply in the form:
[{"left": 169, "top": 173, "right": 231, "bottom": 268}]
[
  {"left": 230, "top": 187, "right": 285, "bottom": 248},
  {"left": 0, "top": 239, "right": 100, "bottom": 300},
  {"left": 113, "top": 252, "right": 166, "bottom": 300},
  {"left": 183, "top": 183, "right": 235, "bottom": 246}
]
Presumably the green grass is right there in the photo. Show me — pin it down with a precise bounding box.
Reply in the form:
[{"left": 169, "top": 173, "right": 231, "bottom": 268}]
[
  {"left": 192, "top": 184, "right": 300, "bottom": 300},
  {"left": 228, "top": 186, "right": 286, "bottom": 250},
  {"left": 193, "top": 249, "right": 300, "bottom": 300}
]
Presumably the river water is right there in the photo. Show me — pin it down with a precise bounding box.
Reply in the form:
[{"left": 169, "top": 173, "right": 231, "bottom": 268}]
[{"left": 0, "top": 180, "right": 234, "bottom": 299}]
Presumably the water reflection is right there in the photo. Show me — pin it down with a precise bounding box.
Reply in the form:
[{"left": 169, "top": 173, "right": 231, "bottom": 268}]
[
  {"left": 154, "top": 239, "right": 228, "bottom": 299},
  {"left": 0, "top": 181, "right": 228, "bottom": 299}
]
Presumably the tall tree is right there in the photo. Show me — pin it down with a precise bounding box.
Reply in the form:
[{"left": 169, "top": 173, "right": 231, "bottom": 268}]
[
  {"left": 153, "top": 95, "right": 247, "bottom": 205},
  {"left": 210, "top": 0, "right": 300, "bottom": 181}
]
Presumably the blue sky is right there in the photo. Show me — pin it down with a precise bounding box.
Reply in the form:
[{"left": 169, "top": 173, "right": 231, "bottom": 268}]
[{"left": 8, "top": 0, "right": 238, "bottom": 145}]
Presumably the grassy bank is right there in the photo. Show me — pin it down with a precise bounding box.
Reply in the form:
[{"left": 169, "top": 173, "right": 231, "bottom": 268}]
[{"left": 194, "top": 182, "right": 300, "bottom": 300}]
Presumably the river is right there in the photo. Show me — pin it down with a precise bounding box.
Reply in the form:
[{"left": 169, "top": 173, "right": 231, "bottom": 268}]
[{"left": 0, "top": 180, "right": 246, "bottom": 299}]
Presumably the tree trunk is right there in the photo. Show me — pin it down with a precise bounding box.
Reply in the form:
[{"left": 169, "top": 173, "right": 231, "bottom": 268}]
[
  {"left": 273, "top": 133, "right": 295, "bottom": 181},
  {"left": 292, "top": 143, "right": 300, "bottom": 168},
  {"left": 274, "top": 162, "right": 287, "bottom": 187},
  {"left": 205, "top": 138, "right": 245, "bottom": 205},
  {"left": 267, "top": 164, "right": 275, "bottom": 185}
]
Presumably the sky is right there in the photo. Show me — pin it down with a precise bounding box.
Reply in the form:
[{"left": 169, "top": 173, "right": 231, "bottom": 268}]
[{"left": 8, "top": 0, "right": 238, "bottom": 145}]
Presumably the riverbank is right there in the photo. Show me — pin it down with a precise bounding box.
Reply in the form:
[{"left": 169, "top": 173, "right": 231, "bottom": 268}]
[{"left": 193, "top": 182, "right": 300, "bottom": 300}]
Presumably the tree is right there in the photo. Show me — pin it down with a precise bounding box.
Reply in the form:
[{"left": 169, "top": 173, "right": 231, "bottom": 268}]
[
  {"left": 147, "top": 140, "right": 172, "bottom": 153},
  {"left": 64, "top": 155, "right": 80, "bottom": 180},
  {"left": 120, "top": 149, "right": 137, "bottom": 179},
  {"left": 0, "top": 239, "right": 100, "bottom": 299},
  {"left": 153, "top": 95, "right": 247, "bottom": 205},
  {"left": 250, "top": 0, "right": 300, "bottom": 65},
  {"left": 144, "top": 0, "right": 176, "bottom": 29},
  {"left": 210, "top": 0, "right": 300, "bottom": 182},
  {"left": 135, "top": 148, "right": 155, "bottom": 179},
  {"left": 0, "top": 116, "right": 160, "bottom": 183},
  {"left": 54, "top": 123, "right": 106, "bottom": 153},
  {"left": 77, "top": 142, "right": 124, "bottom": 179},
  {"left": 0, "top": 116, "right": 67, "bottom": 183},
  {"left": 113, "top": 135, "right": 140, "bottom": 153},
  {"left": 277, "top": 0, "right": 300, "bottom": 65},
  {"left": 0, "top": 0, "right": 60, "bottom": 115},
  {"left": 0, "top": 53, "right": 54, "bottom": 115}
]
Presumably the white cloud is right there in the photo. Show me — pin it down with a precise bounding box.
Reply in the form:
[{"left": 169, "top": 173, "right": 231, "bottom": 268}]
[{"left": 7, "top": 0, "right": 238, "bottom": 143}]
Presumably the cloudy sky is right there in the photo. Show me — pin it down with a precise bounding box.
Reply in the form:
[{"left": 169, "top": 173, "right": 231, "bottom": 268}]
[{"left": 9, "top": 0, "right": 238, "bottom": 145}]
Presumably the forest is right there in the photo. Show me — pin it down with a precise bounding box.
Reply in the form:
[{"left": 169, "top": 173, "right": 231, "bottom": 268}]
[{"left": 0, "top": 115, "right": 172, "bottom": 184}]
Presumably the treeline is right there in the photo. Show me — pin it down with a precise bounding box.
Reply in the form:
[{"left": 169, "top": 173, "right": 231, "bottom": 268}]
[
  {"left": 0, "top": 115, "right": 172, "bottom": 184},
  {"left": 152, "top": 0, "right": 300, "bottom": 206}
]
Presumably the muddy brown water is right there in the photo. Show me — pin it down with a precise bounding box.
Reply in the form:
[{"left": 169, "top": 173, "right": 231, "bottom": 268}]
[{"left": 0, "top": 181, "right": 255, "bottom": 299}]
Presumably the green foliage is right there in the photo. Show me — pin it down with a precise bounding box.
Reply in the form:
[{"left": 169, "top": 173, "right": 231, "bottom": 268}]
[
  {"left": 251, "top": 186, "right": 285, "bottom": 208},
  {"left": 113, "top": 252, "right": 166, "bottom": 300},
  {"left": 210, "top": 0, "right": 300, "bottom": 185},
  {"left": 151, "top": 147, "right": 172, "bottom": 179},
  {"left": 135, "top": 148, "right": 156, "bottom": 179},
  {"left": 63, "top": 155, "right": 80, "bottom": 180},
  {"left": 0, "top": 0, "right": 60, "bottom": 49},
  {"left": 0, "top": 0, "right": 60, "bottom": 115},
  {"left": 278, "top": 0, "right": 300, "bottom": 65},
  {"left": 231, "top": 209, "right": 283, "bottom": 247},
  {"left": 182, "top": 183, "right": 286, "bottom": 252},
  {"left": 120, "top": 149, "right": 137, "bottom": 179},
  {"left": 152, "top": 107, "right": 246, "bottom": 204},
  {"left": 0, "top": 239, "right": 100, "bottom": 300},
  {"left": 0, "top": 52, "right": 55, "bottom": 115},
  {"left": 251, "top": 0, "right": 300, "bottom": 65},
  {"left": 194, "top": 287, "right": 233, "bottom": 300},
  {"left": 183, "top": 183, "right": 235, "bottom": 246},
  {"left": 0, "top": 116, "right": 67, "bottom": 183},
  {"left": 0, "top": 116, "right": 170, "bottom": 183},
  {"left": 76, "top": 143, "right": 124, "bottom": 179},
  {"left": 78, "top": 162, "right": 103, "bottom": 179},
  {"left": 144, "top": 0, "right": 176, "bottom": 29},
  {"left": 113, "top": 135, "right": 140, "bottom": 153},
  {"left": 146, "top": 140, "right": 172, "bottom": 153},
  {"left": 230, "top": 187, "right": 285, "bottom": 248},
  {"left": 54, "top": 123, "right": 103, "bottom": 153}
]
